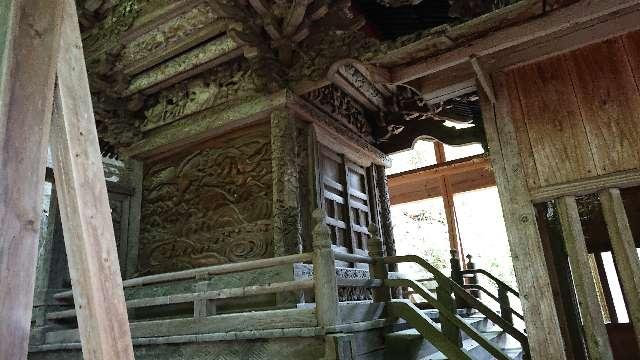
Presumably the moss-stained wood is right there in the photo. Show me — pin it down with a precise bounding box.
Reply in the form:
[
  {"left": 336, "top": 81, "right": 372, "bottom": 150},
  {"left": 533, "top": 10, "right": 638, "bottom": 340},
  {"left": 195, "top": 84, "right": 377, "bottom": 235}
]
[
  {"left": 271, "top": 110, "right": 302, "bottom": 256},
  {"left": 137, "top": 125, "right": 273, "bottom": 275},
  {"left": 126, "top": 35, "right": 240, "bottom": 95},
  {"left": 0, "top": 1, "right": 63, "bottom": 358},
  {"left": 124, "top": 91, "right": 291, "bottom": 159}
]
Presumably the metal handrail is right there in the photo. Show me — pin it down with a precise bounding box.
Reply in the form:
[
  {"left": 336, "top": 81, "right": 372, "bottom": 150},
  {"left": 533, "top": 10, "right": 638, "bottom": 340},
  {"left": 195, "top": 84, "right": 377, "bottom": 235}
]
[{"left": 383, "top": 254, "right": 530, "bottom": 360}]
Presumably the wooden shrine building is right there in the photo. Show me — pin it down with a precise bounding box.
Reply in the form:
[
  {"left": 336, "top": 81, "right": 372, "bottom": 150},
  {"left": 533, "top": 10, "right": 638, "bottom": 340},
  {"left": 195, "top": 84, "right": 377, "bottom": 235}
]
[{"left": 1, "top": 0, "right": 640, "bottom": 359}]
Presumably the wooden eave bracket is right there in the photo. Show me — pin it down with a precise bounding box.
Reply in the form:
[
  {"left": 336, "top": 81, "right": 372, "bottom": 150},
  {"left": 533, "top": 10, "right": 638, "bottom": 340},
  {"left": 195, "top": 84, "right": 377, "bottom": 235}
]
[{"left": 470, "top": 55, "right": 496, "bottom": 104}]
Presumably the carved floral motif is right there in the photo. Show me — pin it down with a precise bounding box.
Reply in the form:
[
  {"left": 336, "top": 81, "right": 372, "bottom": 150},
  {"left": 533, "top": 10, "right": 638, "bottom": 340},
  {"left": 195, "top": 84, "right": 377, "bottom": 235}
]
[
  {"left": 138, "top": 126, "right": 273, "bottom": 274},
  {"left": 303, "top": 84, "right": 372, "bottom": 138},
  {"left": 118, "top": 3, "right": 219, "bottom": 71},
  {"left": 142, "top": 60, "right": 263, "bottom": 131}
]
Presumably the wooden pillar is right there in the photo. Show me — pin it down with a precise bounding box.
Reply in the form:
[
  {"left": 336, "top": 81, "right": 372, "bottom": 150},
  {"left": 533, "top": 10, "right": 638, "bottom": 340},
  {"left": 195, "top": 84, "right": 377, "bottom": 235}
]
[
  {"left": 312, "top": 208, "right": 339, "bottom": 328},
  {"left": 49, "top": 0, "right": 134, "bottom": 358},
  {"left": 556, "top": 196, "right": 613, "bottom": 359},
  {"left": 0, "top": 1, "right": 63, "bottom": 358},
  {"left": 434, "top": 142, "right": 464, "bottom": 263},
  {"left": 600, "top": 188, "right": 640, "bottom": 346},
  {"left": 271, "top": 109, "right": 302, "bottom": 256},
  {"left": 480, "top": 74, "right": 568, "bottom": 359}
]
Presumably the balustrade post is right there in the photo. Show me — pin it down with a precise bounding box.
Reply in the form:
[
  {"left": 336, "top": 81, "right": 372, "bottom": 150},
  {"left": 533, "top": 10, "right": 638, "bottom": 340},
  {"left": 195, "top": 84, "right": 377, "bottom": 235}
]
[
  {"left": 437, "top": 281, "right": 462, "bottom": 347},
  {"left": 450, "top": 249, "right": 463, "bottom": 286},
  {"left": 466, "top": 255, "right": 480, "bottom": 299},
  {"left": 312, "top": 209, "right": 339, "bottom": 328},
  {"left": 498, "top": 286, "right": 513, "bottom": 325},
  {"left": 450, "top": 249, "right": 466, "bottom": 309},
  {"left": 367, "top": 224, "right": 391, "bottom": 303}
]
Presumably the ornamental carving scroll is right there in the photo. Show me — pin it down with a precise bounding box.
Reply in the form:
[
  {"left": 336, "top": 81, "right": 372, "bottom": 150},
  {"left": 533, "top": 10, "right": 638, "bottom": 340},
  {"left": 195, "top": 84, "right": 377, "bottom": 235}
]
[{"left": 138, "top": 126, "right": 273, "bottom": 274}]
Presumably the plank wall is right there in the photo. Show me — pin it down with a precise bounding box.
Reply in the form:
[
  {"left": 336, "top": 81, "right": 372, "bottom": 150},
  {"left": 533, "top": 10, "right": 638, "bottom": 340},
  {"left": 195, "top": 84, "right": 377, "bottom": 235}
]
[{"left": 504, "top": 30, "right": 640, "bottom": 190}]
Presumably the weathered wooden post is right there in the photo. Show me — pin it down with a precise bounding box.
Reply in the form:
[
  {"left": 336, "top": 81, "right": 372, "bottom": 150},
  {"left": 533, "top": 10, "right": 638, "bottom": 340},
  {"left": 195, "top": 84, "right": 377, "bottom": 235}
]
[
  {"left": 450, "top": 249, "right": 463, "bottom": 286},
  {"left": 312, "top": 208, "right": 339, "bottom": 328},
  {"left": 465, "top": 255, "right": 480, "bottom": 299},
  {"left": 437, "top": 280, "right": 462, "bottom": 347},
  {"left": 367, "top": 223, "right": 391, "bottom": 303}
]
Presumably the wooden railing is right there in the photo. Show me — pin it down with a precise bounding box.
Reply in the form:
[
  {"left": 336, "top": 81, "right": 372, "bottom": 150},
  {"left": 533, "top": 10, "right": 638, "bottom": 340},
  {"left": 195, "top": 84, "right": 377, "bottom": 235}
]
[
  {"left": 461, "top": 267, "right": 524, "bottom": 323},
  {"left": 43, "top": 208, "right": 531, "bottom": 359}
]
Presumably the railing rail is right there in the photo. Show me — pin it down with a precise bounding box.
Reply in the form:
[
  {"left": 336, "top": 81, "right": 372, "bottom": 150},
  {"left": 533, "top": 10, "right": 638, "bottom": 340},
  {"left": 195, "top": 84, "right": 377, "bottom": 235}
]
[
  {"left": 461, "top": 267, "right": 523, "bottom": 323},
  {"left": 53, "top": 252, "right": 313, "bottom": 301},
  {"left": 384, "top": 254, "right": 530, "bottom": 359},
  {"left": 387, "top": 279, "right": 512, "bottom": 360}
]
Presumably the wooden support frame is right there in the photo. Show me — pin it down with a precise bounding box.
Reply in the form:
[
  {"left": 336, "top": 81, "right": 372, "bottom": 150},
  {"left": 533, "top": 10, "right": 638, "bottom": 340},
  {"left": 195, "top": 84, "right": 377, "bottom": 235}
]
[
  {"left": 49, "top": 0, "right": 134, "bottom": 358},
  {"left": 0, "top": 1, "right": 63, "bottom": 358},
  {"left": 600, "top": 188, "right": 640, "bottom": 347},
  {"left": 556, "top": 196, "right": 614, "bottom": 360},
  {"left": 480, "top": 75, "right": 569, "bottom": 359}
]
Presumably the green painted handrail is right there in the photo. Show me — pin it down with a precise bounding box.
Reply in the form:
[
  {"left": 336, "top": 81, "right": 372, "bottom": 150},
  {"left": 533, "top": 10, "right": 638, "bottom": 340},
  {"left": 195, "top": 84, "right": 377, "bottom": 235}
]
[
  {"left": 387, "top": 300, "right": 472, "bottom": 360},
  {"left": 462, "top": 268, "right": 520, "bottom": 297},
  {"left": 383, "top": 254, "right": 530, "bottom": 359},
  {"left": 387, "top": 279, "right": 512, "bottom": 360}
]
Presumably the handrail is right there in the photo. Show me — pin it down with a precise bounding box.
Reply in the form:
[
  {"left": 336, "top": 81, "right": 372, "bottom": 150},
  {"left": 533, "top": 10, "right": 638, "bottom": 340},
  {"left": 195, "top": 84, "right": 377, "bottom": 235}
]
[
  {"left": 387, "top": 300, "right": 472, "bottom": 360},
  {"left": 54, "top": 252, "right": 313, "bottom": 300},
  {"left": 333, "top": 251, "right": 375, "bottom": 264},
  {"left": 463, "top": 284, "right": 524, "bottom": 321},
  {"left": 462, "top": 268, "right": 520, "bottom": 298},
  {"left": 384, "top": 254, "right": 530, "bottom": 359},
  {"left": 387, "top": 279, "right": 512, "bottom": 360}
]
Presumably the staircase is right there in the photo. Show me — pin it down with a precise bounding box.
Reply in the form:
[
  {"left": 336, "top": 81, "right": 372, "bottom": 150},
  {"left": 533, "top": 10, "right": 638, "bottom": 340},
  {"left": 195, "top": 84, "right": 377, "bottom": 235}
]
[
  {"left": 385, "top": 310, "right": 525, "bottom": 359},
  {"left": 378, "top": 253, "right": 530, "bottom": 360}
]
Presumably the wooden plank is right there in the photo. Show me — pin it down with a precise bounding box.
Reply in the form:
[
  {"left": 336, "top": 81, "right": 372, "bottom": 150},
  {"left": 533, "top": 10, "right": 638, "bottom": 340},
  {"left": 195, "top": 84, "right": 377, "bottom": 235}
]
[
  {"left": 503, "top": 71, "right": 540, "bottom": 189},
  {"left": 511, "top": 56, "right": 597, "bottom": 186},
  {"left": 49, "top": 0, "right": 134, "bottom": 358},
  {"left": 565, "top": 38, "right": 640, "bottom": 174},
  {"left": 623, "top": 30, "right": 640, "bottom": 85},
  {"left": 530, "top": 168, "right": 640, "bottom": 203},
  {"left": 388, "top": 155, "right": 490, "bottom": 185},
  {"left": 482, "top": 73, "right": 568, "bottom": 359},
  {"left": 599, "top": 188, "right": 640, "bottom": 347},
  {"left": 46, "top": 308, "right": 318, "bottom": 344},
  {"left": 391, "top": 0, "right": 640, "bottom": 84},
  {"left": 0, "top": 1, "right": 63, "bottom": 358},
  {"left": 556, "top": 196, "right": 614, "bottom": 360}
]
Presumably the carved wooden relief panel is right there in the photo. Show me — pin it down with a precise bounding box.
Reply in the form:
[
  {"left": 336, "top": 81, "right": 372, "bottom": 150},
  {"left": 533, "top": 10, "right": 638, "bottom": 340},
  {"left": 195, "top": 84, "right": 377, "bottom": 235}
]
[{"left": 138, "top": 125, "right": 273, "bottom": 275}]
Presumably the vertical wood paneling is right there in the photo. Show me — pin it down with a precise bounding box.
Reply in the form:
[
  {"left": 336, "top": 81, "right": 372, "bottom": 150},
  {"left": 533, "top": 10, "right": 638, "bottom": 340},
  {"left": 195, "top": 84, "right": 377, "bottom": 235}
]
[
  {"left": 504, "top": 71, "right": 541, "bottom": 189},
  {"left": 512, "top": 56, "right": 597, "bottom": 186},
  {"left": 565, "top": 38, "right": 640, "bottom": 174},
  {"left": 622, "top": 31, "right": 640, "bottom": 88}
]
